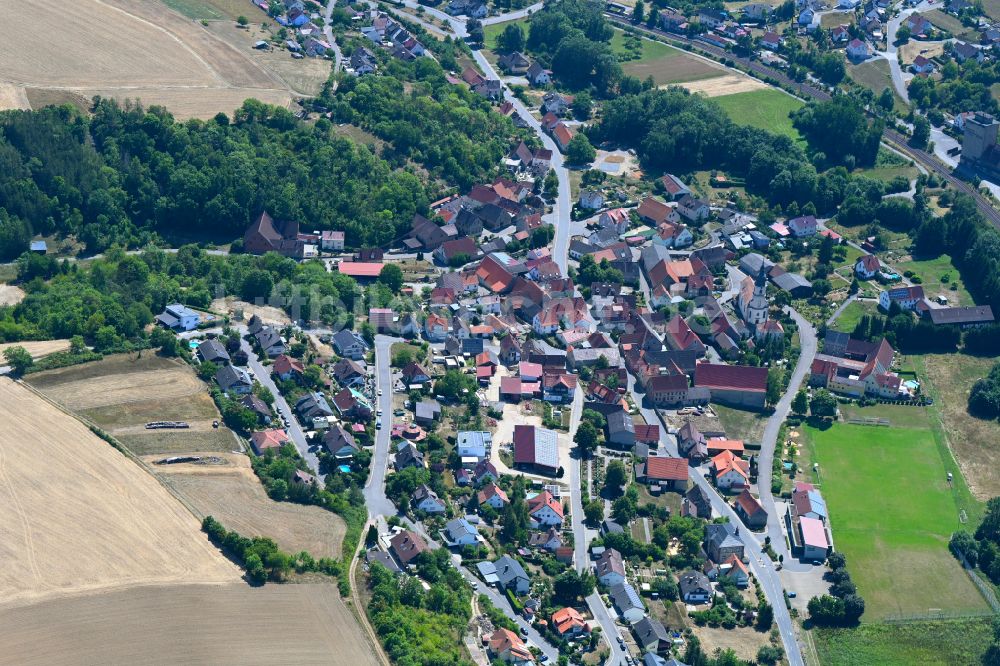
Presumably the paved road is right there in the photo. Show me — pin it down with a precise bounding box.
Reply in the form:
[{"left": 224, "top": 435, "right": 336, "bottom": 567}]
[
  {"left": 366, "top": 334, "right": 401, "bottom": 518},
  {"left": 482, "top": 2, "right": 542, "bottom": 24},
  {"left": 754, "top": 307, "right": 818, "bottom": 573},
  {"left": 241, "top": 338, "right": 323, "bottom": 475},
  {"left": 471, "top": 50, "right": 573, "bottom": 273},
  {"left": 323, "top": 0, "right": 344, "bottom": 73},
  {"left": 875, "top": 0, "right": 939, "bottom": 102},
  {"left": 457, "top": 566, "right": 560, "bottom": 663},
  {"left": 604, "top": 14, "right": 1000, "bottom": 230},
  {"left": 633, "top": 394, "right": 805, "bottom": 666}
]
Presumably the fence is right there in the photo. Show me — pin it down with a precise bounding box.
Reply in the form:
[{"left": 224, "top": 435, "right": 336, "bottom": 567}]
[
  {"left": 882, "top": 608, "right": 997, "bottom": 623},
  {"left": 846, "top": 417, "right": 891, "bottom": 427}
]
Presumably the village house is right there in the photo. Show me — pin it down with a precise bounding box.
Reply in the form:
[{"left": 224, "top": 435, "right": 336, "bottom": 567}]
[
  {"left": 243, "top": 210, "right": 305, "bottom": 258},
  {"left": 552, "top": 607, "right": 590, "bottom": 637},
  {"left": 215, "top": 365, "right": 253, "bottom": 395},
  {"left": 610, "top": 582, "right": 646, "bottom": 623},
  {"left": 694, "top": 363, "right": 769, "bottom": 410},
  {"left": 487, "top": 628, "right": 533, "bottom": 664},
  {"left": 495, "top": 554, "right": 531, "bottom": 595},
  {"left": 711, "top": 450, "right": 750, "bottom": 489},
  {"left": 478, "top": 482, "right": 509, "bottom": 509},
  {"left": 705, "top": 522, "right": 744, "bottom": 562},
  {"left": 323, "top": 425, "right": 359, "bottom": 459},
  {"left": 527, "top": 489, "right": 564, "bottom": 527},
  {"left": 855, "top": 254, "right": 881, "bottom": 280},
  {"left": 879, "top": 285, "right": 926, "bottom": 312},
  {"left": 390, "top": 529, "right": 428, "bottom": 566},
  {"left": 156, "top": 303, "right": 200, "bottom": 332},
  {"left": 410, "top": 483, "right": 446, "bottom": 513},
  {"left": 272, "top": 354, "right": 304, "bottom": 382},
  {"left": 198, "top": 339, "right": 230, "bottom": 366},
  {"left": 332, "top": 329, "right": 369, "bottom": 360},
  {"left": 595, "top": 548, "right": 627, "bottom": 587},
  {"left": 444, "top": 518, "right": 480, "bottom": 546},
  {"left": 679, "top": 570, "right": 713, "bottom": 604},
  {"left": 249, "top": 428, "right": 289, "bottom": 455},
  {"left": 637, "top": 454, "right": 689, "bottom": 491},
  {"left": 734, "top": 489, "right": 768, "bottom": 529}
]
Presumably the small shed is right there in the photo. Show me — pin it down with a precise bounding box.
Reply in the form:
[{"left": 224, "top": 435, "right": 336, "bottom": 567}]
[{"left": 29, "top": 240, "right": 47, "bottom": 254}]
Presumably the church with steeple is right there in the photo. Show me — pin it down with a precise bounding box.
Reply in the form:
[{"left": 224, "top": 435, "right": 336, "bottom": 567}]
[{"left": 738, "top": 264, "right": 770, "bottom": 333}]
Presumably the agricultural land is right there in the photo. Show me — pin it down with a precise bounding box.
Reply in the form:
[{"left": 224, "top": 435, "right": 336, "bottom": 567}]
[
  {"left": 27, "top": 353, "right": 239, "bottom": 456},
  {"left": 0, "top": 0, "right": 303, "bottom": 118},
  {"left": 0, "top": 379, "right": 239, "bottom": 606},
  {"left": 0, "top": 581, "right": 379, "bottom": 666}
]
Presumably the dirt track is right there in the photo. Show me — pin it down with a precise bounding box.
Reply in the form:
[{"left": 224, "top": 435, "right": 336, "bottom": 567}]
[
  {"left": 0, "top": 0, "right": 295, "bottom": 118},
  {"left": 0, "top": 582, "right": 379, "bottom": 665},
  {"left": 678, "top": 73, "right": 767, "bottom": 97},
  {"left": 0, "top": 380, "right": 239, "bottom": 606}
]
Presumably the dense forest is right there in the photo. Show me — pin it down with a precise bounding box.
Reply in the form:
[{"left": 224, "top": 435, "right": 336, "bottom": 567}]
[
  {"left": 321, "top": 56, "right": 520, "bottom": 191},
  {"left": 2, "top": 246, "right": 357, "bottom": 344},
  {"left": 0, "top": 99, "right": 430, "bottom": 258},
  {"left": 589, "top": 89, "right": 881, "bottom": 211}
]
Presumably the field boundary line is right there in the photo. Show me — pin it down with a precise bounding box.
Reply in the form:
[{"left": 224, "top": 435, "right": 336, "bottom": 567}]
[{"left": 16, "top": 378, "right": 206, "bottom": 519}]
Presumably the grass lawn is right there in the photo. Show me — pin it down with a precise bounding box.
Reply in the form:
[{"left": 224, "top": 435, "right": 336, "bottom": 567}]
[
  {"left": 924, "top": 9, "right": 980, "bottom": 40},
  {"left": 803, "top": 417, "right": 986, "bottom": 619},
  {"left": 829, "top": 299, "right": 879, "bottom": 333},
  {"left": 820, "top": 10, "right": 856, "bottom": 28},
  {"left": 986, "top": 0, "right": 1000, "bottom": 20},
  {"left": 847, "top": 59, "right": 908, "bottom": 114},
  {"left": 713, "top": 404, "right": 767, "bottom": 445},
  {"left": 713, "top": 89, "right": 803, "bottom": 141},
  {"left": 483, "top": 17, "right": 528, "bottom": 51},
  {"left": 618, "top": 35, "right": 724, "bottom": 85},
  {"left": 895, "top": 253, "right": 974, "bottom": 306},
  {"left": 813, "top": 617, "right": 994, "bottom": 665},
  {"left": 916, "top": 353, "right": 1000, "bottom": 500},
  {"left": 611, "top": 28, "right": 675, "bottom": 62}
]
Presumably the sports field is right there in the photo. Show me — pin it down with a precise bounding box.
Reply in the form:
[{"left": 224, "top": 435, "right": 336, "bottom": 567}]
[
  {"left": 713, "top": 88, "right": 803, "bottom": 140},
  {"left": 804, "top": 419, "right": 987, "bottom": 619}
]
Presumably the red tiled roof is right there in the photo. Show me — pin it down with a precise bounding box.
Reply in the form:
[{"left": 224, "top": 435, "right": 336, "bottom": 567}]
[
  {"left": 695, "top": 363, "right": 768, "bottom": 392},
  {"left": 337, "top": 262, "right": 385, "bottom": 277},
  {"left": 645, "top": 456, "right": 688, "bottom": 481}
]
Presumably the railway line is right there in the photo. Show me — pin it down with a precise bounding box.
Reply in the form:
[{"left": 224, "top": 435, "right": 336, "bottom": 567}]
[{"left": 605, "top": 14, "right": 1000, "bottom": 228}]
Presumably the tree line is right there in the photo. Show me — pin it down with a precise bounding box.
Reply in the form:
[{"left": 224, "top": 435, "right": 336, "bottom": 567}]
[
  {"left": 589, "top": 91, "right": 881, "bottom": 213},
  {"left": 0, "top": 98, "right": 436, "bottom": 258}
]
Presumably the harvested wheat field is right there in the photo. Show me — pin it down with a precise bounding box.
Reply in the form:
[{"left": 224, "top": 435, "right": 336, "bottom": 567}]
[
  {"left": 28, "top": 353, "right": 237, "bottom": 455},
  {"left": 0, "top": 0, "right": 294, "bottom": 119},
  {"left": 0, "top": 380, "right": 239, "bottom": 606},
  {"left": 151, "top": 453, "right": 346, "bottom": 559},
  {"left": 0, "top": 339, "right": 68, "bottom": 359},
  {"left": 29, "top": 353, "right": 204, "bottom": 411},
  {"left": 0, "top": 582, "right": 379, "bottom": 666},
  {"left": 677, "top": 73, "right": 768, "bottom": 97}
]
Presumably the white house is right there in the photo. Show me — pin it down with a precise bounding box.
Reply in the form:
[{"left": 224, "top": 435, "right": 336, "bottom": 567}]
[
  {"left": 787, "top": 214, "right": 818, "bottom": 237},
  {"left": 413, "top": 484, "right": 447, "bottom": 514},
  {"left": 156, "top": 303, "right": 200, "bottom": 331},
  {"left": 444, "top": 518, "right": 480, "bottom": 546},
  {"left": 595, "top": 548, "right": 627, "bottom": 587},
  {"left": 527, "top": 490, "right": 564, "bottom": 527},
  {"left": 580, "top": 190, "right": 605, "bottom": 210},
  {"left": 846, "top": 38, "right": 869, "bottom": 60},
  {"left": 912, "top": 55, "right": 935, "bottom": 74},
  {"left": 478, "top": 482, "right": 509, "bottom": 510},
  {"left": 854, "top": 254, "right": 881, "bottom": 279},
  {"left": 879, "top": 285, "right": 925, "bottom": 311},
  {"left": 609, "top": 582, "right": 646, "bottom": 623},
  {"left": 457, "top": 430, "right": 492, "bottom": 461}
]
